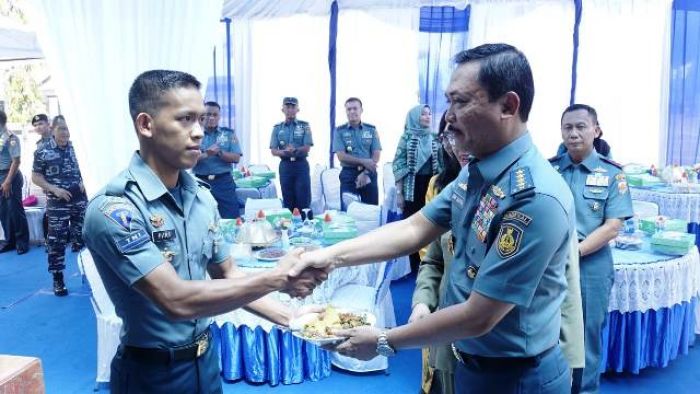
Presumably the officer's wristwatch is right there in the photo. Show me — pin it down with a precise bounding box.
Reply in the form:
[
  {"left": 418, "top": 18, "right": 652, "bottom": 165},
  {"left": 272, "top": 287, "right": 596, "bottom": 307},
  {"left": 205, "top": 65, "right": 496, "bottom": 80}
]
[{"left": 376, "top": 331, "right": 396, "bottom": 357}]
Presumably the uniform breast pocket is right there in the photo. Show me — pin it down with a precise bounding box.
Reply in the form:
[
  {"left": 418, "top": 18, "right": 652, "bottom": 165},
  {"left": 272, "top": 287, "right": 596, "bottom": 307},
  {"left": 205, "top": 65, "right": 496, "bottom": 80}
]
[
  {"left": 583, "top": 187, "right": 608, "bottom": 217},
  {"left": 361, "top": 136, "right": 373, "bottom": 150}
]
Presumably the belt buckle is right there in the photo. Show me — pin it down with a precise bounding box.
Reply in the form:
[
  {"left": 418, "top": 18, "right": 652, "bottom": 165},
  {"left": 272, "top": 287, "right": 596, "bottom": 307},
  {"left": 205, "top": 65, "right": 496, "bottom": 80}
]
[
  {"left": 290, "top": 157, "right": 296, "bottom": 162},
  {"left": 451, "top": 343, "right": 465, "bottom": 364},
  {"left": 196, "top": 336, "right": 208, "bottom": 357},
  {"left": 207, "top": 174, "right": 215, "bottom": 181}
]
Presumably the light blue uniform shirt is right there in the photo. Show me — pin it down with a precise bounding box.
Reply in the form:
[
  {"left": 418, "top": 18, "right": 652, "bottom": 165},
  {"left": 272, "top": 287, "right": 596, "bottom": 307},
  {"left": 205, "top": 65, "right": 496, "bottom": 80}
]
[
  {"left": 192, "top": 127, "right": 242, "bottom": 176},
  {"left": 83, "top": 152, "right": 230, "bottom": 348},
  {"left": 550, "top": 151, "right": 633, "bottom": 241},
  {"left": 332, "top": 123, "right": 381, "bottom": 166},
  {"left": 269, "top": 119, "right": 313, "bottom": 157},
  {"left": 0, "top": 130, "right": 20, "bottom": 171},
  {"left": 422, "top": 133, "right": 574, "bottom": 357}
]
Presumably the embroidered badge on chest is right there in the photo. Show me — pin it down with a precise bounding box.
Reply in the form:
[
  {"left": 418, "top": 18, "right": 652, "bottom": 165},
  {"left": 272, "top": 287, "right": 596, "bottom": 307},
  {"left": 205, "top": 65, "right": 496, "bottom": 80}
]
[
  {"left": 149, "top": 214, "right": 165, "bottom": 228},
  {"left": 471, "top": 193, "right": 499, "bottom": 243}
]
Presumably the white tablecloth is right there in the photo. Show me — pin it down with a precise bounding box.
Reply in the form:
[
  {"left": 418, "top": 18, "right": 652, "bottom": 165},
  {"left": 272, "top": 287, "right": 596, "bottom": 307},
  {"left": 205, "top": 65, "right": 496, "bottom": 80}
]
[{"left": 630, "top": 187, "right": 700, "bottom": 223}]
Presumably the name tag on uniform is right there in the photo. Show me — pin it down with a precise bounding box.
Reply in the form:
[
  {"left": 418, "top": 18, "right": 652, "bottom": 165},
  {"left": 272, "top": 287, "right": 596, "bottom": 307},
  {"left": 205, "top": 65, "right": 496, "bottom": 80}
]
[
  {"left": 585, "top": 174, "right": 609, "bottom": 187},
  {"left": 152, "top": 229, "right": 176, "bottom": 243},
  {"left": 451, "top": 190, "right": 465, "bottom": 208}
]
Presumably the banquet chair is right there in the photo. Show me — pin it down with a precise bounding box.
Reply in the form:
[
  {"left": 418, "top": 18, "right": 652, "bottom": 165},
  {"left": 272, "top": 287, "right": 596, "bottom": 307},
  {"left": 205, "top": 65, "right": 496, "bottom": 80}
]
[
  {"left": 309, "top": 163, "right": 327, "bottom": 215},
  {"left": 243, "top": 198, "right": 283, "bottom": 221},
  {"left": 320, "top": 167, "right": 341, "bottom": 211},
  {"left": 236, "top": 187, "right": 262, "bottom": 208},
  {"left": 341, "top": 192, "right": 361, "bottom": 211},
  {"left": 632, "top": 200, "right": 659, "bottom": 219},
  {"left": 78, "top": 249, "right": 122, "bottom": 387}
]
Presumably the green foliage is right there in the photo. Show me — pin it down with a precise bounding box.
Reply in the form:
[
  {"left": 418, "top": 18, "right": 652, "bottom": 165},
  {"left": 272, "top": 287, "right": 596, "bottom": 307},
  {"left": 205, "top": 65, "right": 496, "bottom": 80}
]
[{"left": 5, "top": 65, "right": 44, "bottom": 124}]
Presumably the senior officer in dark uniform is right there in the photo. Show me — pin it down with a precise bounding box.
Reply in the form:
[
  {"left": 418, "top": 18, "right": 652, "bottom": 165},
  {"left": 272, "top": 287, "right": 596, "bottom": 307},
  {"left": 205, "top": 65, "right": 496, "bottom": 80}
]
[
  {"left": 270, "top": 97, "right": 313, "bottom": 212},
  {"left": 32, "top": 124, "right": 87, "bottom": 296},
  {"left": 550, "top": 104, "right": 633, "bottom": 394},
  {"left": 333, "top": 97, "right": 382, "bottom": 211},
  {"left": 192, "top": 101, "right": 242, "bottom": 219},
  {"left": 296, "top": 44, "right": 574, "bottom": 393},
  {"left": 83, "top": 70, "right": 328, "bottom": 394},
  {"left": 0, "top": 110, "right": 30, "bottom": 255}
]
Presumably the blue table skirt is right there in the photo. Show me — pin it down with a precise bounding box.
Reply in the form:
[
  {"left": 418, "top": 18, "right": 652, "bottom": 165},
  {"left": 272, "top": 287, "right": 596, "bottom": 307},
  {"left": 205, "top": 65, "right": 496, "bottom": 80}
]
[
  {"left": 210, "top": 323, "right": 332, "bottom": 385},
  {"left": 688, "top": 222, "right": 700, "bottom": 247},
  {"left": 601, "top": 297, "right": 697, "bottom": 374}
]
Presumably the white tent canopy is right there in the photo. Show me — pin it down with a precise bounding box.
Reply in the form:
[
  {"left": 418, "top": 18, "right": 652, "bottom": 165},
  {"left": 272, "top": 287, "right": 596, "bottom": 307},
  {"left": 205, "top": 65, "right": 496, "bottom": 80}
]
[{"left": 0, "top": 16, "right": 42, "bottom": 61}]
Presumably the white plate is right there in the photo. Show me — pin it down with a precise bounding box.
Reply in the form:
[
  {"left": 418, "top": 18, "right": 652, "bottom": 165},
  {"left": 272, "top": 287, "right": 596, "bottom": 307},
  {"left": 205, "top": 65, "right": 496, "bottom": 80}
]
[
  {"left": 254, "top": 248, "right": 285, "bottom": 262},
  {"left": 289, "top": 309, "right": 376, "bottom": 346}
]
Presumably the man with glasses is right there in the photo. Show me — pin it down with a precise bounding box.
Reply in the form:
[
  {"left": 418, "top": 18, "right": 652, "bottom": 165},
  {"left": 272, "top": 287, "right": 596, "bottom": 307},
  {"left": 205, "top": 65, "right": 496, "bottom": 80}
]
[{"left": 192, "top": 101, "right": 242, "bottom": 219}]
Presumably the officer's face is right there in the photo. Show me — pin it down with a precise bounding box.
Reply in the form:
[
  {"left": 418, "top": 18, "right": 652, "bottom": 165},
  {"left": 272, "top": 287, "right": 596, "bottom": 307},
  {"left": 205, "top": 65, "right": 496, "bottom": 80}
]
[
  {"left": 53, "top": 127, "right": 70, "bottom": 147},
  {"left": 419, "top": 106, "right": 432, "bottom": 128},
  {"left": 203, "top": 105, "right": 220, "bottom": 129},
  {"left": 561, "top": 109, "right": 596, "bottom": 161},
  {"left": 34, "top": 120, "right": 49, "bottom": 137},
  {"left": 345, "top": 101, "right": 363, "bottom": 124},
  {"left": 445, "top": 62, "right": 504, "bottom": 159},
  {"left": 148, "top": 87, "right": 205, "bottom": 170},
  {"left": 282, "top": 104, "right": 299, "bottom": 120}
]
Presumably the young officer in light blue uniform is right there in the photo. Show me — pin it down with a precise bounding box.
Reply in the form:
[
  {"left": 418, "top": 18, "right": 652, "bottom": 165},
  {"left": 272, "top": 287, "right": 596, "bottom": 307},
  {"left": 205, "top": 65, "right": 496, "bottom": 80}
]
[
  {"left": 0, "top": 110, "right": 30, "bottom": 255},
  {"left": 83, "top": 70, "right": 328, "bottom": 394},
  {"left": 192, "top": 101, "right": 242, "bottom": 219},
  {"left": 270, "top": 97, "right": 314, "bottom": 212},
  {"left": 333, "top": 97, "right": 382, "bottom": 211},
  {"left": 550, "top": 104, "right": 633, "bottom": 394},
  {"left": 296, "top": 44, "right": 574, "bottom": 394}
]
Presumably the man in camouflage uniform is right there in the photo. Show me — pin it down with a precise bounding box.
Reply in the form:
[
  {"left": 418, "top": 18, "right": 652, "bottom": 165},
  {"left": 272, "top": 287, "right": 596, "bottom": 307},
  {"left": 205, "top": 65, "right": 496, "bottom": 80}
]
[{"left": 32, "top": 124, "right": 87, "bottom": 296}]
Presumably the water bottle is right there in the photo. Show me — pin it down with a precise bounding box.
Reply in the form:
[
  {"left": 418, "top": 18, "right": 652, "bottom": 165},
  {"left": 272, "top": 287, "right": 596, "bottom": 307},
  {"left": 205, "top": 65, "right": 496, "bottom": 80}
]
[{"left": 291, "top": 208, "right": 303, "bottom": 232}]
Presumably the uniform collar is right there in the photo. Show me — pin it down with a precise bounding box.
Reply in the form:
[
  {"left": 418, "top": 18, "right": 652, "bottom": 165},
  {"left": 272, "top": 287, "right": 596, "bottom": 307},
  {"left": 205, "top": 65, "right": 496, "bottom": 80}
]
[
  {"left": 37, "top": 136, "right": 53, "bottom": 144},
  {"left": 204, "top": 126, "right": 219, "bottom": 134},
  {"left": 472, "top": 132, "right": 533, "bottom": 184},
  {"left": 284, "top": 119, "right": 297, "bottom": 125},
  {"left": 127, "top": 152, "right": 198, "bottom": 203},
  {"left": 560, "top": 149, "right": 600, "bottom": 172}
]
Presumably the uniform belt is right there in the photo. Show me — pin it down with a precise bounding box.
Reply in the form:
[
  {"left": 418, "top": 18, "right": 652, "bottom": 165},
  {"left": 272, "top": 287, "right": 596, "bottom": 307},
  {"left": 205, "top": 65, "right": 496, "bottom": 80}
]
[
  {"left": 196, "top": 172, "right": 230, "bottom": 181},
  {"left": 281, "top": 157, "right": 306, "bottom": 162},
  {"left": 451, "top": 344, "right": 556, "bottom": 369},
  {"left": 122, "top": 330, "right": 211, "bottom": 364}
]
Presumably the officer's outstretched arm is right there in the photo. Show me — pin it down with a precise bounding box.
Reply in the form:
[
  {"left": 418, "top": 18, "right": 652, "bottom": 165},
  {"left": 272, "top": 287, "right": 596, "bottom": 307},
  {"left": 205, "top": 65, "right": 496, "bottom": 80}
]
[
  {"left": 294, "top": 212, "right": 446, "bottom": 276},
  {"left": 133, "top": 251, "right": 319, "bottom": 321}
]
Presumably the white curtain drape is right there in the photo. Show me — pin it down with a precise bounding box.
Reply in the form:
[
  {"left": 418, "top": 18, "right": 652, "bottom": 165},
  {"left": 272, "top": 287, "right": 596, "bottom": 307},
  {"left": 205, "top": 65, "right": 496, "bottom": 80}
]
[
  {"left": 231, "top": 13, "right": 331, "bottom": 171},
  {"left": 231, "top": 8, "right": 420, "bottom": 186},
  {"left": 575, "top": 0, "right": 672, "bottom": 165},
  {"left": 26, "top": 0, "right": 223, "bottom": 195},
  {"left": 467, "top": 0, "right": 575, "bottom": 157}
]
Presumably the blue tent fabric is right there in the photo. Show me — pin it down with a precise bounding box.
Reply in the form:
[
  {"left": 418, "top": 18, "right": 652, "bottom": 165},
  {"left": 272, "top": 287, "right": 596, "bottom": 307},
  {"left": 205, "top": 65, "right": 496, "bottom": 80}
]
[
  {"left": 666, "top": 0, "right": 700, "bottom": 165},
  {"left": 329, "top": 0, "right": 339, "bottom": 167},
  {"left": 418, "top": 6, "right": 469, "bottom": 124}
]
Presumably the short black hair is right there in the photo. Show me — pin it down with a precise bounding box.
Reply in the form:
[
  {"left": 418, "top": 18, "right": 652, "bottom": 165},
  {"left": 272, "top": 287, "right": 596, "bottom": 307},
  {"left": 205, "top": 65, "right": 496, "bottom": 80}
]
[
  {"left": 0, "top": 110, "right": 6, "bottom": 128},
  {"left": 204, "top": 101, "right": 221, "bottom": 110},
  {"left": 454, "top": 43, "right": 534, "bottom": 122},
  {"left": 128, "top": 70, "right": 201, "bottom": 121},
  {"left": 561, "top": 103, "right": 599, "bottom": 126},
  {"left": 345, "top": 97, "right": 363, "bottom": 107}
]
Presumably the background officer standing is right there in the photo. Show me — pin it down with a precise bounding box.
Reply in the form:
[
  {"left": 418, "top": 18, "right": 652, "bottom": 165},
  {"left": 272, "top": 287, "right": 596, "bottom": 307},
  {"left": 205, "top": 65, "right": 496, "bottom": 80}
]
[
  {"left": 333, "top": 97, "right": 382, "bottom": 211},
  {"left": 192, "top": 101, "right": 242, "bottom": 219},
  {"left": 32, "top": 123, "right": 87, "bottom": 296},
  {"left": 0, "top": 110, "right": 29, "bottom": 255},
  {"left": 551, "top": 104, "right": 633, "bottom": 394},
  {"left": 297, "top": 43, "right": 575, "bottom": 394},
  {"left": 270, "top": 97, "right": 313, "bottom": 213},
  {"left": 83, "top": 70, "right": 326, "bottom": 393}
]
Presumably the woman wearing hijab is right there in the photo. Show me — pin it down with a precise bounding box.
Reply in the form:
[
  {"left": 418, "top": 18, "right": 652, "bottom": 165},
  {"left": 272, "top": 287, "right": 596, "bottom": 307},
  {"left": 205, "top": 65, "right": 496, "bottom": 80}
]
[{"left": 392, "top": 104, "right": 442, "bottom": 270}]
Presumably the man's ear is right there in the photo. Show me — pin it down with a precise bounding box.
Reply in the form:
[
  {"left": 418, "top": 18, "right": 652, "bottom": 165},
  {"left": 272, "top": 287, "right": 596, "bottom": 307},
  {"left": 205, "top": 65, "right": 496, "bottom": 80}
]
[
  {"left": 500, "top": 91, "right": 520, "bottom": 120},
  {"left": 135, "top": 113, "right": 154, "bottom": 138}
]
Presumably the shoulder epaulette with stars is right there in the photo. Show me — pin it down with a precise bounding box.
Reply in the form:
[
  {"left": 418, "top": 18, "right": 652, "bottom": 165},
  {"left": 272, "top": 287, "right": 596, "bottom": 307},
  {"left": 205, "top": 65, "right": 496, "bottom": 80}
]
[{"left": 510, "top": 166, "right": 535, "bottom": 199}]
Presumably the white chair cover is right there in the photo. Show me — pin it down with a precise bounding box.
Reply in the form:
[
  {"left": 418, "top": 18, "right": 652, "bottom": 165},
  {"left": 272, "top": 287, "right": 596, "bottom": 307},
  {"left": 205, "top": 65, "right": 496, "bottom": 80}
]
[
  {"left": 236, "top": 187, "right": 262, "bottom": 208},
  {"left": 79, "top": 249, "right": 122, "bottom": 384},
  {"left": 310, "top": 163, "right": 327, "bottom": 215},
  {"left": 320, "top": 168, "right": 341, "bottom": 211},
  {"left": 632, "top": 200, "right": 660, "bottom": 218},
  {"left": 24, "top": 207, "right": 45, "bottom": 244},
  {"left": 243, "top": 198, "right": 283, "bottom": 221}
]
